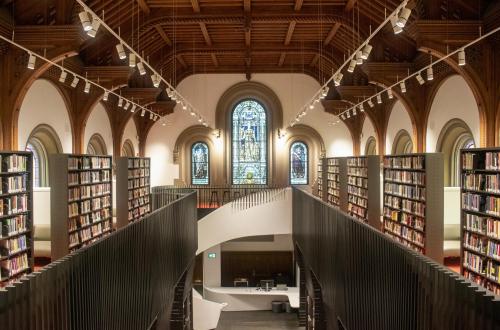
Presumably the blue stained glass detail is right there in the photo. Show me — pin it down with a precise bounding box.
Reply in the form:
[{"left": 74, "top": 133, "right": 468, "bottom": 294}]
[
  {"left": 290, "top": 141, "right": 308, "bottom": 185},
  {"left": 232, "top": 100, "right": 267, "bottom": 184},
  {"left": 191, "top": 142, "right": 209, "bottom": 185}
]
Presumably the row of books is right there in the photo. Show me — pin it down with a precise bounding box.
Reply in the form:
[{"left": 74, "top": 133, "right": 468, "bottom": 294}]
[
  {"left": 348, "top": 176, "right": 367, "bottom": 188},
  {"left": 347, "top": 167, "right": 367, "bottom": 177},
  {"left": 327, "top": 173, "right": 339, "bottom": 182},
  {"left": 327, "top": 188, "right": 339, "bottom": 197},
  {"left": 348, "top": 204, "right": 366, "bottom": 219},
  {"left": 2, "top": 155, "right": 28, "bottom": 173},
  {"left": 68, "top": 170, "right": 111, "bottom": 186},
  {"left": 348, "top": 194, "right": 367, "bottom": 208},
  {"left": 348, "top": 185, "right": 367, "bottom": 199},
  {"left": 1, "top": 215, "right": 27, "bottom": 238},
  {"left": 384, "top": 170, "right": 425, "bottom": 185},
  {"left": 68, "top": 196, "right": 111, "bottom": 217},
  {"left": 327, "top": 195, "right": 339, "bottom": 206},
  {"left": 384, "top": 224, "right": 425, "bottom": 252},
  {"left": 0, "top": 195, "right": 29, "bottom": 216},
  {"left": 462, "top": 193, "right": 500, "bottom": 216},
  {"left": 462, "top": 173, "right": 500, "bottom": 193},
  {"left": 68, "top": 208, "right": 111, "bottom": 232},
  {"left": 327, "top": 166, "right": 339, "bottom": 174},
  {"left": 128, "top": 168, "right": 150, "bottom": 178},
  {"left": 129, "top": 187, "right": 149, "bottom": 200},
  {"left": 128, "top": 158, "right": 150, "bottom": 169},
  {"left": 464, "top": 213, "right": 500, "bottom": 239},
  {"left": 128, "top": 177, "right": 149, "bottom": 189},
  {"left": 327, "top": 158, "right": 339, "bottom": 166},
  {"left": 463, "top": 270, "right": 500, "bottom": 295},
  {"left": 0, "top": 234, "right": 27, "bottom": 257},
  {"left": 384, "top": 156, "right": 424, "bottom": 170},
  {"left": 68, "top": 183, "right": 111, "bottom": 201},
  {"left": 128, "top": 205, "right": 151, "bottom": 221},
  {"left": 69, "top": 221, "right": 112, "bottom": 248},
  {"left": 347, "top": 157, "right": 367, "bottom": 167},
  {"left": 1, "top": 175, "right": 28, "bottom": 194},
  {"left": 128, "top": 196, "right": 150, "bottom": 209},
  {"left": 0, "top": 253, "right": 29, "bottom": 280},
  {"left": 68, "top": 157, "right": 111, "bottom": 170},
  {"left": 486, "top": 152, "right": 500, "bottom": 171}
]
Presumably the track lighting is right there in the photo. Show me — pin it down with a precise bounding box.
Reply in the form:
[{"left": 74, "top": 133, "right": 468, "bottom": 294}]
[
  {"left": 359, "top": 103, "right": 364, "bottom": 112},
  {"left": 390, "top": 16, "right": 403, "bottom": 34},
  {"left": 149, "top": 112, "right": 153, "bottom": 120},
  {"left": 139, "top": 109, "right": 145, "bottom": 117},
  {"left": 352, "top": 108, "right": 357, "bottom": 116},
  {"left": 162, "top": 121, "right": 166, "bottom": 127},
  {"left": 59, "top": 70, "right": 67, "bottom": 83},
  {"left": 309, "top": 103, "right": 314, "bottom": 110},
  {"left": 170, "top": 92, "right": 177, "bottom": 101},
  {"left": 367, "top": 98, "right": 374, "bottom": 108},
  {"left": 347, "top": 59, "right": 356, "bottom": 73},
  {"left": 387, "top": 89, "right": 393, "bottom": 99},
  {"left": 103, "top": 90, "right": 109, "bottom": 101},
  {"left": 116, "top": 43, "right": 126, "bottom": 60},
  {"left": 426, "top": 66, "right": 434, "bottom": 81},
  {"left": 322, "top": 86, "right": 329, "bottom": 97},
  {"left": 396, "top": 7, "right": 411, "bottom": 28},
  {"left": 124, "top": 102, "right": 130, "bottom": 110},
  {"left": 376, "top": 94, "right": 382, "bottom": 104},
  {"left": 151, "top": 74, "right": 160, "bottom": 88},
  {"left": 340, "top": 113, "right": 345, "bottom": 120},
  {"left": 356, "top": 51, "right": 363, "bottom": 65},
  {"left": 361, "top": 44, "right": 372, "bottom": 60},
  {"left": 131, "top": 104, "right": 137, "bottom": 113},
  {"left": 129, "top": 53, "right": 136, "bottom": 67},
  {"left": 154, "top": 115, "right": 158, "bottom": 122},
  {"left": 416, "top": 72, "right": 425, "bottom": 85},
  {"left": 203, "top": 122, "right": 208, "bottom": 127},
  {"left": 137, "top": 61, "right": 146, "bottom": 75},
  {"left": 176, "top": 98, "right": 181, "bottom": 104},
  {"left": 27, "top": 52, "right": 36, "bottom": 70},
  {"left": 118, "top": 98, "right": 123, "bottom": 107},
  {"left": 78, "top": 11, "right": 92, "bottom": 32},
  {"left": 182, "top": 103, "right": 187, "bottom": 110},
  {"left": 71, "top": 76, "right": 79, "bottom": 88},
  {"left": 458, "top": 49, "right": 466, "bottom": 66},
  {"left": 87, "top": 18, "right": 100, "bottom": 38},
  {"left": 334, "top": 73, "right": 343, "bottom": 86},
  {"left": 400, "top": 81, "right": 406, "bottom": 93},
  {"left": 198, "top": 117, "right": 202, "bottom": 123},
  {"left": 190, "top": 111, "right": 196, "bottom": 116},
  {"left": 300, "top": 111, "right": 306, "bottom": 117},
  {"left": 84, "top": 80, "right": 91, "bottom": 94},
  {"left": 346, "top": 111, "right": 351, "bottom": 118},
  {"left": 295, "top": 117, "right": 300, "bottom": 122}
]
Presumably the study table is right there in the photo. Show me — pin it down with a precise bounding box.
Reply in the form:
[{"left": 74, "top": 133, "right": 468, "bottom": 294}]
[{"left": 205, "top": 286, "right": 299, "bottom": 309}]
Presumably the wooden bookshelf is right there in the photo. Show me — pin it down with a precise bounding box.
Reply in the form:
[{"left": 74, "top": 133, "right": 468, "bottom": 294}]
[
  {"left": 116, "top": 157, "right": 151, "bottom": 229},
  {"left": 0, "top": 151, "right": 33, "bottom": 286},
  {"left": 326, "top": 157, "right": 347, "bottom": 210},
  {"left": 50, "top": 154, "right": 113, "bottom": 260},
  {"left": 347, "top": 156, "right": 381, "bottom": 229},
  {"left": 460, "top": 147, "right": 500, "bottom": 296},
  {"left": 382, "top": 153, "right": 443, "bottom": 263},
  {"left": 317, "top": 158, "right": 324, "bottom": 200}
]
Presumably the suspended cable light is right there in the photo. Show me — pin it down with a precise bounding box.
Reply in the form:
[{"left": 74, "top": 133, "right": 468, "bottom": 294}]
[
  {"left": 458, "top": 48, "right": 466, "bottom": 66},
  {"left": 376, "top": 94, "right": 382, "bottom": 104},
  {"left": 426, "top": 66, "right": 434, "bottom": 81},
  {"left": 84, "top": 80, "right": 91, "bottom": 93},
  {"left": 78, "top": 11, "right": 92, "bottom": 31},
  {"left": 347, "top": 59, "right": 356, "bottom": 73},
  {"left": 131, "top": 104, "right": 137, "bottom": 113},
  {"left": 334, "top": 73, "right": 343, "bottom": 86},
  {"left": 309, "top": 103, "right": 315, "bottom": 110},
  {"left": 361, "top": 44, "right": 372, "bottom": 60},
  {"left": 70, "top": 76, "right": 79, "bottom": 88},
  {"left": 356, "top": 51, "right": 363, "bottom": 65},
  {"left": 352, "top": 107, "right": 357, "bottom": 116},
  {"left": 151, "top": 74, "right": 160, "bottom": 88},
  {"left": 27, "top": 52, "right": 36, "bottom": 70},
  {"left": 387, "top": 89, "right": 393, "bottom": 99},
  {"left": 129, "top": 53, "right": 136, "bottom": 67},
  {"left": 116, "top": 43, "right": 126, "bottom": 60},
  {"left": 400, "top": 81, "right": 406, "bottom": 93},
  {"left": 118, "top": 97, "right": 123, "bottom": 107},
  {"left": 396, "top": 7, "right": 412, "bottom": 28},
  {"left": 59, "top": 70, "right": 68, "bottom": 83},
  {"left": 137, "top": 61, "right": 146, "bottom": 75},
  {"left": 140, "top": 109, "right": 145, "bottom": 117},
  {"left": 124, "top": 102, "right": 130, "bottom": 110},
  {"left": 87, "top": 18, "right": 101, "bottom": 38},
  {"left": 367, "top": 98, "right": 374, "bottom": 108},
  {"left": 390, "top": 16, "right": 403, "bottom": 34},
  {"left": 103, "top": 90, "right": 109, "bottom": 101},
  {"left": 359, "top": 103, "right": 364, "bottom": 112}
]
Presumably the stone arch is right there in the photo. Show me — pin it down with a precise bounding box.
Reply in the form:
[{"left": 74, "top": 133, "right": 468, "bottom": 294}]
[
  {"left": 385, "top": 100, "right": 415, "bottom": 155},
  {"left": 122, "top": 139, "right": 136, "bottom": 157},
  {"left": 392, "top": 129, "right": 413, "bottom": 155},
  {"left": 364, "top": 136, "right": 377, "bottom": 155},
  {"left": 87, "top": 133, "right": 108, "bottom": 155}
]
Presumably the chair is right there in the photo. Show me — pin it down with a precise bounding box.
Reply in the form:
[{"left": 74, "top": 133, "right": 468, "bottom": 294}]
[
  {"left": 222, "top": 190, "right": 231, "bottom": 205},
  {"left": 209, "top": 190, "right": 220, "bottom": 208},
  {"left": 233, "top": 191, "right": 241, "bottom": 200}
]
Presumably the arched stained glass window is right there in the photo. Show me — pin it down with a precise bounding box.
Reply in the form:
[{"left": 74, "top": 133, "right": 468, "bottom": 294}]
[
  {"left": 191, "top": 142, "right": 209, "bottom": 185},
  {"left": 232, "top": 100, "right": 267, "bottom": 184},
  {"left": 290, "top": 141, "right": 308, "bottom": 185}
]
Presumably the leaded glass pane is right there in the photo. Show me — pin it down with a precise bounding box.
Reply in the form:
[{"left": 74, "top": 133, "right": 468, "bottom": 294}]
[
  {"left": 191, "top": 142, "right": 209, "bottom": 185},
  {"left": 232, "top": 100, "right": 267, "bottom": 184},
  {"left": 290, "top": 142, "right": 308, "bottom": 185}
]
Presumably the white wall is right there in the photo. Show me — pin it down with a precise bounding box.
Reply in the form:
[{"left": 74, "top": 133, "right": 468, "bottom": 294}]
[
  {"left": 425, "top": 75, "right": 480, "bottom": 152},
  {"left": 385, "top": 100, "right": 414, "bottom": 155},
  {"left": 18, "top": 79, "right": 72, "bottom": 152},
  {"left": 221, "top": 234, "right": 293, "bottom": 251},
  {"left": 146, "top": 74, "right": 353, "bottom": 186},
  {"left": 122, "top": 118, "right": 139, "bottom": 156},
  {"left": 360, "top": 117, "right": 376, "bottom": 155},
  {"left": 84, "top": 102, "right": 113, "bottom": 156}
]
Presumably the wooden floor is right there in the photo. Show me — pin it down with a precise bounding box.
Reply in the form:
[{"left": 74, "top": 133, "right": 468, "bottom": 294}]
[{"left": 216, "top": 311, "right": 303, "bottom": 330}]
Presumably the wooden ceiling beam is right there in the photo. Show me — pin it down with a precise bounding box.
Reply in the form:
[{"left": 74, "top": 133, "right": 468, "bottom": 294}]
[
  {"left": 278, "top": 53, "right": 286, "bottom": 66},
  {"left": 136, "top": 0, "right": 151, "bottom": 15},
  {"left": 211, "top": 53, "right": 219, "bottom": 67},
  {"left": 284, "top": 21, "right": 296, "bottom": 46},
  {"left": 176, "top": 54, "right": 188, "bottom": 68},
  {"left": 294, "top": 0, "right": 304, "bottom": 11},
  {"left": 344, "top": 0, "right": 357, "bottom": 12},
  {"left": 244, "top": 0, "right": 251, "bottom": 12},
  {"left": 324, "top": 22, "right": 341, "bottom": 46},
  {"left": 190, "top": 0, "right": 201, "bottom": 13},
  {"left": 199, "top": 22, "right": 213, "bottom": 46},
  {"left": 154, "top": 25, "right": 172, "bottom": 47},
  {"left": 309, "top": 54, "right": 320, "bottom": 67}
]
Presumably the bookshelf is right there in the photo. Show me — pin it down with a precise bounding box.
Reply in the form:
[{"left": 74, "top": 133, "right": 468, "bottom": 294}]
[
  {"left": 382, "top": 153, "right": 443, "bottom": 263},
  {"left": 116, "top": 157, "right": 151, "bottom": 228},
  {"left": 326, "top": 157, "right": 347, "bottom": 210},
  {"left": 317, "top": 159, "right": 324, "bottom": 200},
  {"left": 460, "top": 147, "right": 500, "bottom": 296},
  {"left": 50, "top": 154, "right": 113, "bottom": 260},
  {"left": 0, "top": 152, "right": 33, "bottom": 286},
  {"left": 347, "top": 156, "right": 381, "bottom": 229}
]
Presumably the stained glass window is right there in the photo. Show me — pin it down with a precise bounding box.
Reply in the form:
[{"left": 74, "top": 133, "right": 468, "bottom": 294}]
[
  {"left": 290, "top": 141, "right": 308, "bottom": 185},
  {"left": 232, "top": 99, "right": 267, "bottom": 184},
  {"left": 191, "top": 142, "right": 209, "bottom": 185}
]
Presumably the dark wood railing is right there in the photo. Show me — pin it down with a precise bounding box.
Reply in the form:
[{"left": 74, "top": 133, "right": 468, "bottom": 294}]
[
  {"left": 293, "top": 187, "right": 500, "bottom": 330},
  {"left": 0, "top": 191, "right": 197, "bottom": 330}
]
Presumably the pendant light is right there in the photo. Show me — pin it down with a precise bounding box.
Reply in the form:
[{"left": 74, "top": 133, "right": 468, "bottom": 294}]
[
  {"left": 415, "top": 72, "right": 425, "bottom": 85},
  {"left": 361, "top": 44, "right": 372, "bottom": 60},
  {"left": 71, "top": 76, "right": 79, "bottom": 88},
  {"left": 27, "top": 52, "right": 36, "bottom": 69},
  {"left": 59, "top": 70, "right": 68, "bottom": 83},
  {"left": 396, "top": 7, "right": 411, "bottom": 28},
  {"left": 376, "top": 94, "right": 382, "bottom": 104},
  {"left": 129, "top": 53, "right": 136, "bottom": 67},
  {"left": 458, "top": 49, "right": 466, "bottom": 66},
  {"left": 116, "top": 44, "right": 127, "bottom": 60},
  {"left": 78, "top": 11, "right": 92, "bottom": 32},
  {"left": 400, "top": 81, "right": 406, "bottom": 93}
]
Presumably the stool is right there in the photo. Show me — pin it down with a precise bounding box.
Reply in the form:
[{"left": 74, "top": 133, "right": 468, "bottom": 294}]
[
  {"left": 209, "top": 191, "right": 219, "bottom": 208},
  {"left": 233, "top": 191, "right": 241, "bottom": 200},
  {"left": 272, "top": 301, "right": 284, "bottom": 313},
  {"left": 222, "top": 191, "right": 231, "bottom": 205}
]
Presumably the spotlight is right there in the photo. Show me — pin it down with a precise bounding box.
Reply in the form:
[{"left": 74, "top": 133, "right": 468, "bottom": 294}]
[
  {"left": 356, "top": 51, "right": 363, "bottom": 65},
  {"left": 322, "top": 86, "right": 329, "bottom": 97},
  {"left": 295, "top": 117, "right": 300, "bottom": 122},
  {"left": 151, "top": 74, "right": 160, "bottom": 87},
  {"left": 400, "top": 81, "right": 406, "bottom": 93},
  {"left": 198, "top": 117, "right": 202, "bottom": 123},
  {"left": 353, "top": 107, "right": 357, "bottom": 116},
  {"left": 203, "top": 122, "right": 208, "bottom": 127},
  {"left": 116, "top": 44, "right": 127, "bottom": 60},
  {"left": 170, "top": 92, "right": 177, "bottom": 101},
  {"left": 347, "top": 59, "right": 356, "bottom": 73},
  {"left": 27, "top": 52, "right": 36, "bottom": 70},
  {"left": 340, "top": 113, "right": 345, "bottom": 120},
  {"left": 137, "top": 62, "right": 146, "bottom": 75},
  {"left": 334, "top": 73, "right": 343, "bottom": 86},
  {"left": 84, "top": 80, "right": 91, "bottom": 94},
  {"left": 390, "top": 16, "right": 403, "bottom": 34},
  {"left": 367, "top": 98, "right": 374, "bottom": 108},
  {"left": 426, "top": 66, "right": 434, "bottom": 81},
  {"left": 182, "top": 103, "right": 187, "bottom": 110},
  {"left": 176, "top": 98, "right": 181, "bottom": 104},
  {"left": 416, "top": 72, "right": 425, "bottom": 85},
  {"left": 71, "top": 76, "right": 79, "bottom": 88},
  {"left": 361, "top": 44, "right": 372, "bottom": 60},
  {"left": 162, "top": 121, "right": 166, "bottom": 127},
  {"left": 118, "top": 98, "right": 123, "bottom": 107},
  {"left": 150, "top": 113, "right": 153, "bottom": 120},
  {"left": 359, "top": 103, "right": 364, "bottom": 112},
  {"left": 458, "top": 49, "right": 466, "bottom": 66},
  {"left": 387, "top": 89, "right": 393, "bottom": 99},
  {"left": 124, "top": 102, "right": 130, "bottom": 110},
  {"left": 190, "top": 111, "right": 196, "bottom": 116},
  {"left": 154, "top": 115, "right": 158, "bottom": 122},
  {"left": 59, "top": 70, "right": 68, "bottom": 83},
  {"left": 376, "top": 94, "right": 382, "bottom": 104},
  {"left": 396, "top": 7, "right": 412, "bottom": 28},
  {"left": 78, "top": 11, "right": 92, "bottom": 32},
  {"left": 300, "top": 111, "right": 306, "bottom": 117},
  {"left": 309, "top": 103, "right": 314, "bottom": 110},
  {"left": 346, "top": 111, "right": 350, "bottom": 118},
  {"left": 103, "top": 90, "right": 109, "bottom": 101},
  {"left": 129, "top": 53, "right": 136, "bottom": 67},
  {"left": 141, "top": 109, "right": 145, "bottom": 117},
  {"left": 87, "top": 18, "right": 100, "bottom": 38},
  {"left": 131, "top": 104, "right": 137, "bottom": 113}
]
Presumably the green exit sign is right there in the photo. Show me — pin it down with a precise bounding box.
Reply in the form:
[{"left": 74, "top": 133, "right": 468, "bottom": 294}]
[{"left": 208, "top": 253, "right": 217, "bottom": 259}]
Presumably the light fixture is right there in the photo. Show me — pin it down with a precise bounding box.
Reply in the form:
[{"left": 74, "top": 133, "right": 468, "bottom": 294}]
[
  {"left": 87, "top": 18, "right": 101, "bottom": 38},
  {"left": 103, "top": 90, "right": 109, "bottom": 101},
  {"left": 149, "top": 112, "right": 153, "bottom": 120},
  {"left": 396, "top": 7, "right": 412, "bottom": 28},
  {"left": 154, "top": 115, "right": 158, "bottom": 122},
  {"left": 203, "top": 122, "right": 208, "bottom": 127},
  {"left": 59, "top": 70, "right": 68, "bottom": 83},
  {"left": 71, "top": 76, "right": 79, "bottom": 88},
  {"left": 175, "top": 98, "right": 181, "bottom": 104},
  {"left": 359, "top": 103, "right": 364, "bottom": 112},
  {"left": 346, "top": 111, "right": 351, "bottom": 118},
  {"left": 140, "top": 109, "right": 145, "bottom": 117},
  {"left": 309, "top": 103, "right": 314, "bottom": 110},
  {"left": 295, "top": 117, "right": 300, "bottom": 122},
  {"left": 124, "top": 102, "right": 130, "bottom": 110},
  {"left": 84, "top": 80, "right": 91, "bottom": 94},
  {"left": 300, "top": 111, "right": 306, "bottom": 117},
  {"left": 400, "top": 81, "right": 406, "bottom": 93},
  {"left": 170, "top": 92, "right": 177, "bottom": 101},
  {"left": 390, "top": 16, "right": 403, "bottom": 34},
  {"left": 137, "top": 62, "right": 146, "bottom": 75},
  {"left": 190, "top": 111, "right": 195, "bottom": 116},
  {"left": 347, "top": 59, "right": 356, "bottom": 73},
  {"left": 416, "top": 72, "right": 425, "bottom": 85},
  {"left": 129, "top": 53, "right": 136, "bottom": 67},
  {"left": 367, "top": 98, "right": 374, "bottom": 108},
  {"left": 334, "top": 73, "right": 343, "bottom": 86},
  {"left": 361, "top": 44, "right": 372, "bottom": 60},
  {"left": 356, "top": 51, "right": 363, "bottom": 65},
  {"left": 353, "top": 107, "right": 357, "bottom": 116},
  {"left": 458, "top": 49, "right": 466, "bottom": 66},
  {"left": 162, "top": 121, "right": 166, "bottom": 127},
  {"left": 151, "top": 74, "right": 160, "bottom": 87},
  {"left": 116, "top": 43, "right": 126, "bottom": 60},
  {"left": 198, "top": 117, "right": 203, "bottom": 123},
  {"left": 182, "top": 103, "right": 187, "bottom": 110},
  {"left": 387, "top": 89, "right": 393, "bottom": 99},
  {"left": 131, "top": 104, "right": 137, "bottom": 113},
  {"left": 340, "top": 113, "right": 345, "bottom": 120},
  {"left": 27, "top": 52, "right": 36, "bottom": 70},
  {"left": 426, "top": 66, "right": 434, "bottom": 81},
  {"left": 78, "top": 11, "right": 92, "bottom": 32},
  {"left": 376, "top": 94, "right": 382, "bottom": 104},
  {"left": 118, "top": 97, "right": 123, "bottom": 107},
  {"left": 322, "top": 86, "right": 329, "bottom": 97}
]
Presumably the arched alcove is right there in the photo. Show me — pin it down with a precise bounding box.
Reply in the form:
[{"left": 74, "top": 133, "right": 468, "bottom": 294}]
[
  {"left": 122, "top": 118, "right": 139, "bottom": 157},
  {"left": 364, "top": 137, "right": 377, "bottom": 156},
  {"left": 360, "top": 115, "right": 377, "bottom": 155},
  {"left": 122, "top": 139, "right": 136, "bottom": 157},
  {"left": 386, "top": 100, "right": 415, "bottom": 155},
  {"left": 392, "top": 130, "right": 413, "bottom": 155},
  {"left": 87, "top": 133, "right": 108, "bottom": 155},
  {"left": 84, "top": 102, "right": 113, "bottom": 156}
]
